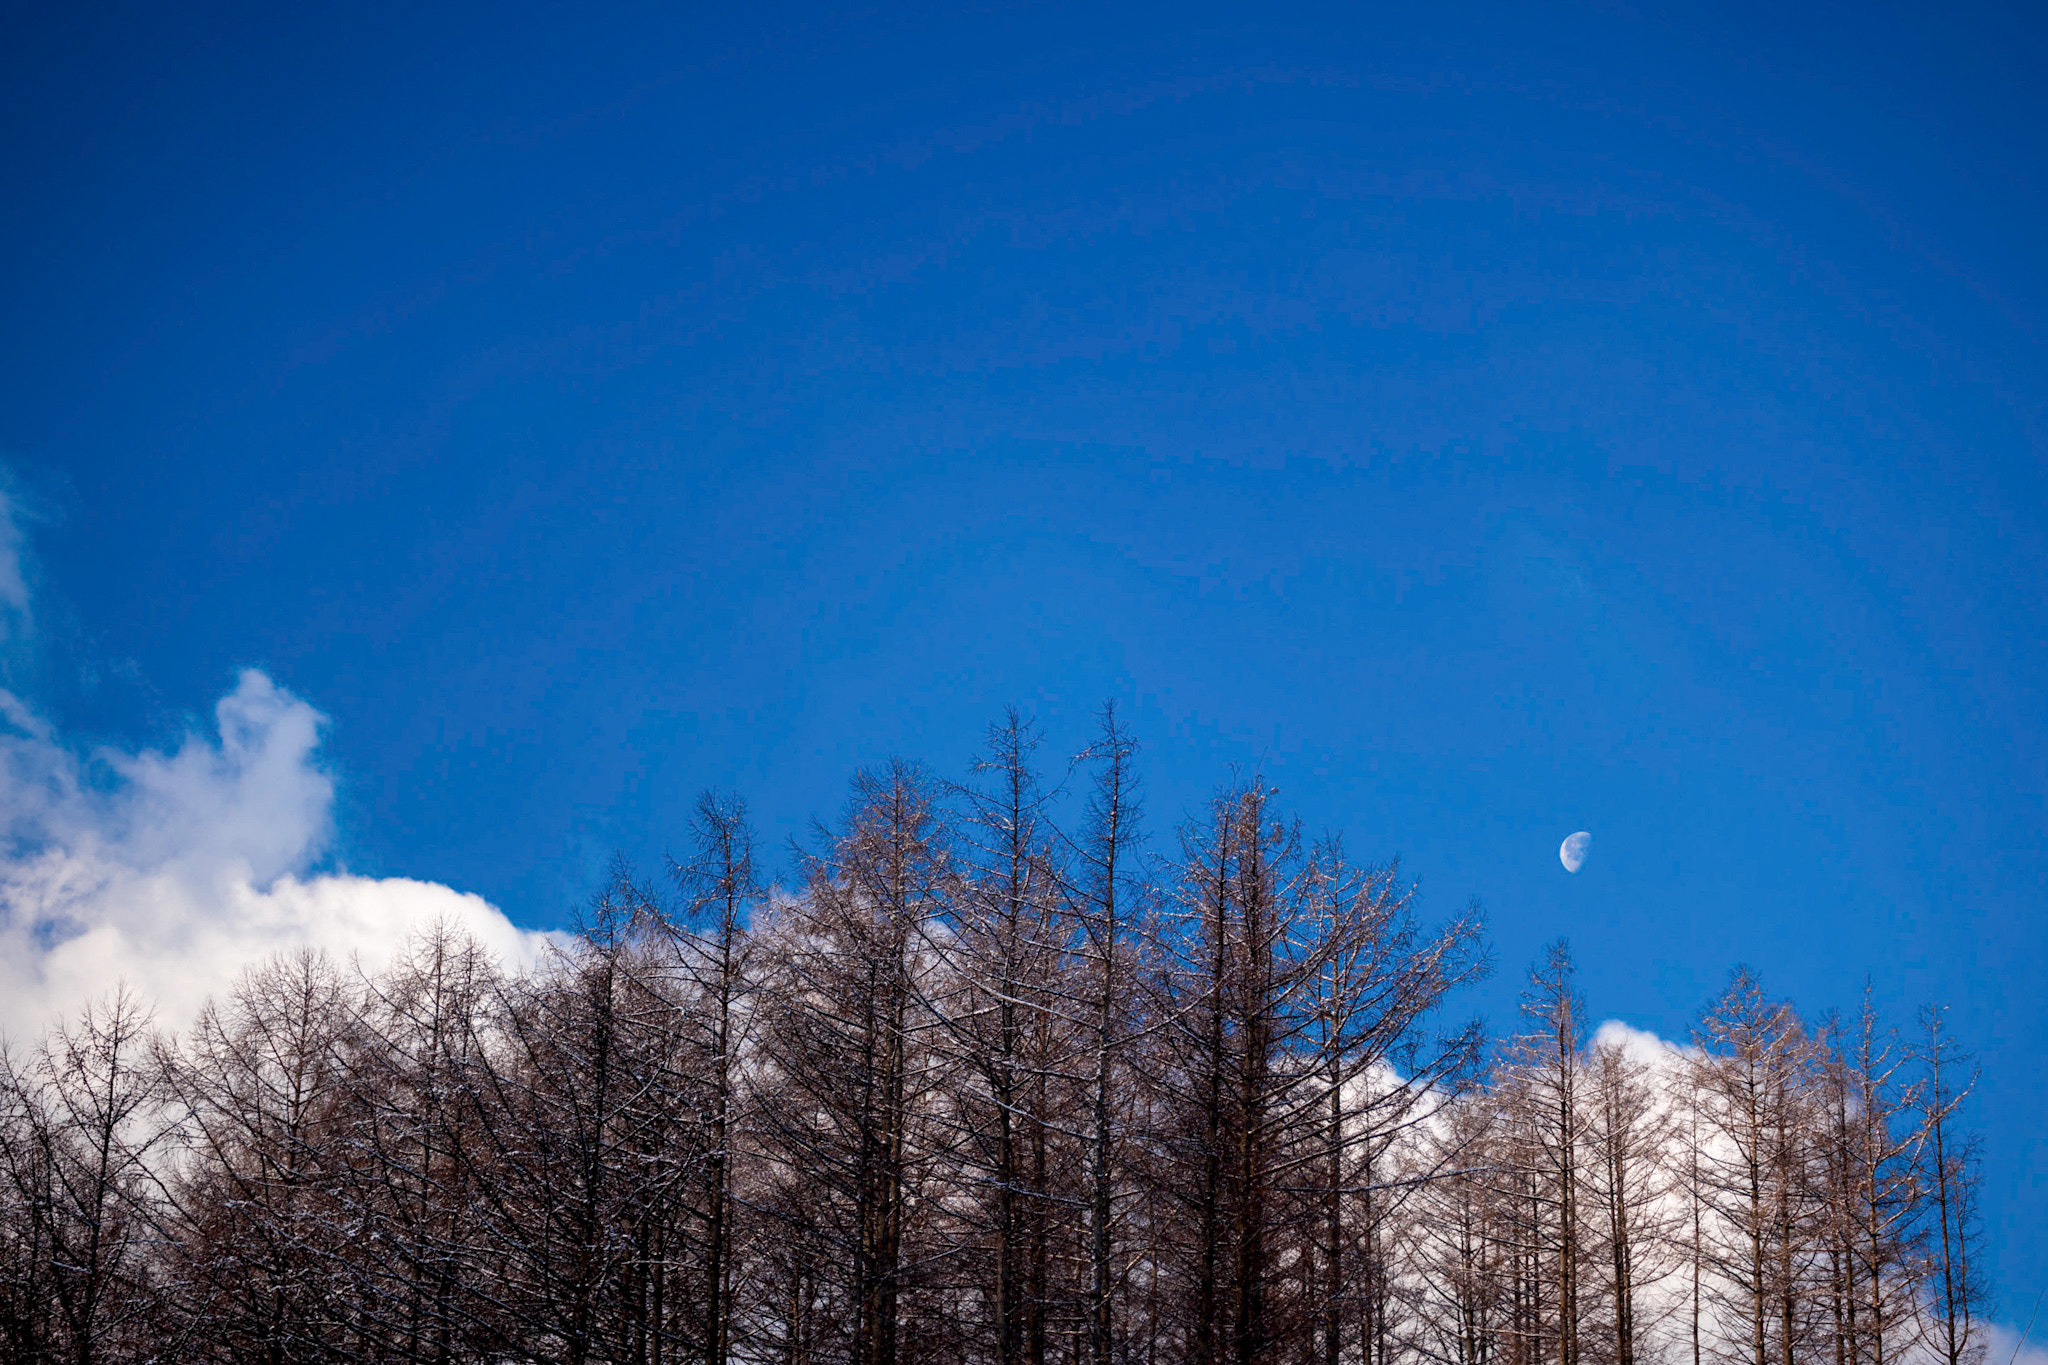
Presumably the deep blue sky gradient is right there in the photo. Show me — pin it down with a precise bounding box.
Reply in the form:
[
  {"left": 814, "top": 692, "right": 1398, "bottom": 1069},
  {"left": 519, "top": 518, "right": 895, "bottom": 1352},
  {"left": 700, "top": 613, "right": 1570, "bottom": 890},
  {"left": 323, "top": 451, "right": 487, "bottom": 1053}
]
[{"left": 5, "top": 0, "right": 2044, "bottom": 1312}]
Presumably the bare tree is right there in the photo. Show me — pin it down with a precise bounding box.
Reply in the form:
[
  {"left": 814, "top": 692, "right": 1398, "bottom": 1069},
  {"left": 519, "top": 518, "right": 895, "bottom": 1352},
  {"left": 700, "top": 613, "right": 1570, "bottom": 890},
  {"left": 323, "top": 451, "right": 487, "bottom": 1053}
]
[
  {"left": 1301, "top": 837, "right": 1484, "bottom": 1365},
  {"left": 1070, "top": 700, "right": 1146, "bottom": 1365},
  {"left": 0, "top": 988, "right": 175, "bottom": 1365},
  {"left": 1811, "top": 989, "right": 1922, "bottom": 1365},
  {"left": 753, "top": 762, "right": 960, "bottom": 1365},
  {"left": 1580, "top": 1031, "right": 1680, "bottom": 1365},
  {"left": 1149, "top": 782, "right": 1485, "bottom": 1365},
  {"left": 451, "top": 872, "right": 709, "bottom": 1365},
  {"left": 1692, "top": 968, "right": 1827, "bottom": 1365},
  {"left": 929, "top": 711, "right": 1074, "bottom": 1365},
  {"left": 673, "top": 790, "right": 765, "bottom": 1365},
  {"left": 1914, "top": 1006, "right": 1983, "bottom": 1365},
  {"left": 0, "top": 1048, "right": 57, "bottom": 1364},
  {"left": 160, "top": 949, "right": 354, "bottom": 1365},
  {"left": 1148, "top": 782, "right": 1297, "bottom": 1365},
  {"left": 1409, "top": 1098, "right": 1509, "bottom": 1364},
  {"left": 1493, "top": 942, "right": 1591, "bottom": 1365}
]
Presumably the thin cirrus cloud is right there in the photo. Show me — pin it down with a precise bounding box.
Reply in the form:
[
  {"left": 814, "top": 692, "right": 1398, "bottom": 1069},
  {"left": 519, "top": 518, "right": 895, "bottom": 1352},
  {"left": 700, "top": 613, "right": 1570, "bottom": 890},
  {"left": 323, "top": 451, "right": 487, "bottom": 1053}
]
[{"left": 0, "top": 501, "right": 550, "bottom": 1042}]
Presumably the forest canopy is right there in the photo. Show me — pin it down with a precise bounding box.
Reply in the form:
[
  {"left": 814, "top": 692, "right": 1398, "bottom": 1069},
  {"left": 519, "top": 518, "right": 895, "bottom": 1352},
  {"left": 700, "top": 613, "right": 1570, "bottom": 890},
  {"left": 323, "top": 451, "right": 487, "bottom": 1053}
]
[{"left": 0, "top": 705, "right": 1987, "bottom": 1365}]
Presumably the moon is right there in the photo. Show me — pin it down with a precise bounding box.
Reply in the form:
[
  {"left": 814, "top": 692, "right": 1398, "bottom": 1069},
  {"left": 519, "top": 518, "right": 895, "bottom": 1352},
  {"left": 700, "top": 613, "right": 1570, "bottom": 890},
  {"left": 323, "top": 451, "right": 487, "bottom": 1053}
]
[{"left": 1559, "top": 831, "right": 1592, "bottom": 873}]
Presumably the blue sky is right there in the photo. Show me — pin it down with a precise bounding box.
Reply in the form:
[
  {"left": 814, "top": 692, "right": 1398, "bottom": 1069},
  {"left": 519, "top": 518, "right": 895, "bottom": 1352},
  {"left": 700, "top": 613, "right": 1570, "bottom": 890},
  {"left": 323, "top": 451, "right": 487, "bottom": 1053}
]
[{"left": 4, "top": 0, "right": 2044, "bottom": 1316}]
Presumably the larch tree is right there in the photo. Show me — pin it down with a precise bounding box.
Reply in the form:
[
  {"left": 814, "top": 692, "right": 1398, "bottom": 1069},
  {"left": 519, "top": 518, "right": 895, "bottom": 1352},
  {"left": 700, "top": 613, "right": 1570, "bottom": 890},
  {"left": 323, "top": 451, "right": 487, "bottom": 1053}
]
[
  {"left": 160, "top": 948, "right": 354, "bottom": 1365},
  {"left": 1914, "top": 1006, "right": 1984, "bottom": 1365},
  {"left": 673, "top": 790, "right": 765, "bottom": 1365},
  {"left": 1581, "top": 1030, "right": 1680, "bottom": 1365},
  {"left": 752, "top": 762, "right": 960, "bottom": 1365},
  {"left": 1494, "top": 942, "right": 1591, "bottom": 1365}
]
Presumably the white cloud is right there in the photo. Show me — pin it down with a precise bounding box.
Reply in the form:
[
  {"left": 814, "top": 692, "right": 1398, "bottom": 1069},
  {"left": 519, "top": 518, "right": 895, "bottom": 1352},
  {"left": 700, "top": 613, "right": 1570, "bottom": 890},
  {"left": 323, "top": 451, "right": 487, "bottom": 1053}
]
[
  {"left": 0, "top": 668, "right": 551, "bottom": 1042},
  {"left": 1985, "top": 1317, "right": 2048, "bottom": 1365},
  {"left": 1590, "top": 1016, "right": 1694, "bottom": 1069}
]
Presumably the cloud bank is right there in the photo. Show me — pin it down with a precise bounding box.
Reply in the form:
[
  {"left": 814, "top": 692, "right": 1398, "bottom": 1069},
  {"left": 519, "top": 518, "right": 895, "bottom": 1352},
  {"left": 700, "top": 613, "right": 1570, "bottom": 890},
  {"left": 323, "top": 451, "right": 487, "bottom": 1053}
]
[{"left": 0, "top": 667, "right": 550, "bottom": 1042}]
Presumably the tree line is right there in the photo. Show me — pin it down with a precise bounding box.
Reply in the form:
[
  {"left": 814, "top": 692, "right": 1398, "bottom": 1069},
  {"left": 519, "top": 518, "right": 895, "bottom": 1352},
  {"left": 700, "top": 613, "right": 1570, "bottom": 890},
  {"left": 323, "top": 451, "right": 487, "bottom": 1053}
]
[{"left": 0, "top": 706, "right": 1989, "bottom": 1365}]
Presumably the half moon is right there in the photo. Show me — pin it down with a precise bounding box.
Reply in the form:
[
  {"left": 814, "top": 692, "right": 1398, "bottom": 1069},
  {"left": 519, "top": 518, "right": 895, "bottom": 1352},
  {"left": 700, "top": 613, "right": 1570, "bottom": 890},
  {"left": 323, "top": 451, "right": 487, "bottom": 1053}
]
[{"left": 1560, "top": 831, "right": 1591, "bottom": 873}]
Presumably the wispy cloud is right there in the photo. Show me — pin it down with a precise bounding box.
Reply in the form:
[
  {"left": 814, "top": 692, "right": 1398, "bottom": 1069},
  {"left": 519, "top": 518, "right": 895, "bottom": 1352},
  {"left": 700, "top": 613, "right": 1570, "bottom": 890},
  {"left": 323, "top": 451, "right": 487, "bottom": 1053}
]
[{"left": 0, "top": 486, "right": 31, "bottom": 649}]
